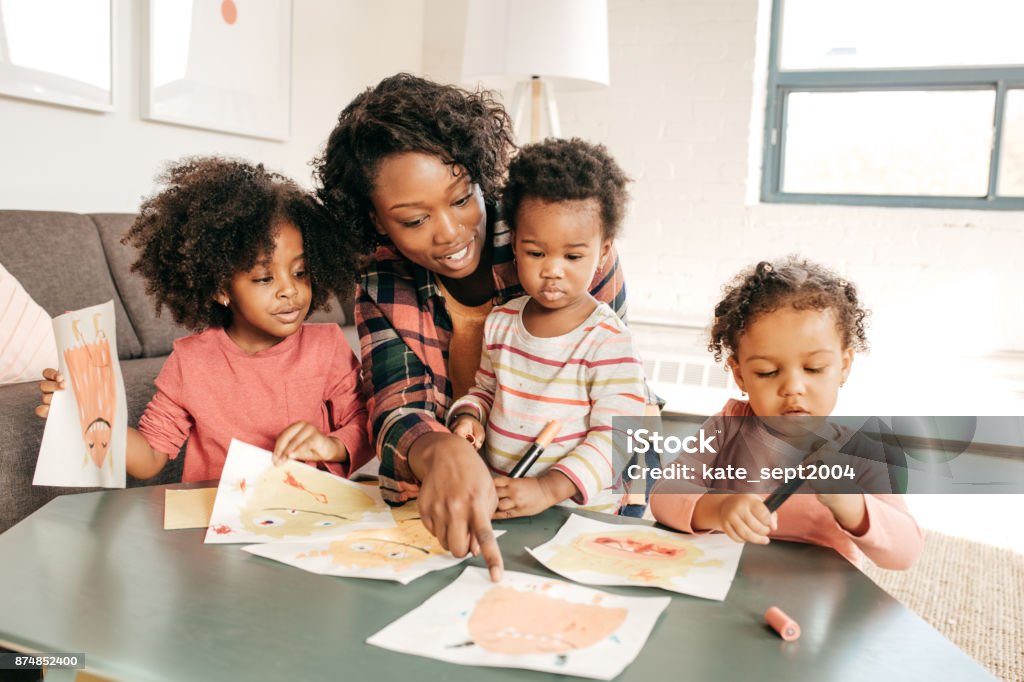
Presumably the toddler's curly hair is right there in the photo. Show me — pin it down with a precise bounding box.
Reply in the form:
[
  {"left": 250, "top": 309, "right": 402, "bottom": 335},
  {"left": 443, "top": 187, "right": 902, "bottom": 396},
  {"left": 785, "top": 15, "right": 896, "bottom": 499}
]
[
  {"left": 123, "top": 156, "right": 357, "bottom": 331},
  {"left": 314, "top": 73, "right": 516, "bottom": 252},
  {"left": 709, "top": 256, "right": 869, "bottom": 363},
  {"left": 502, "top": 138, "right": 630, "bottom": 240}
]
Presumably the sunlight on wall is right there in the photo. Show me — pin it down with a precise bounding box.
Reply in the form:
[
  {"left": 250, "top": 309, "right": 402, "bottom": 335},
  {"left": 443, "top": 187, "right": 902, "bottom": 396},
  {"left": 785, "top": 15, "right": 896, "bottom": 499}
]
[{"left": 838, "top": 270, "right": 1024, "bottom": 416}]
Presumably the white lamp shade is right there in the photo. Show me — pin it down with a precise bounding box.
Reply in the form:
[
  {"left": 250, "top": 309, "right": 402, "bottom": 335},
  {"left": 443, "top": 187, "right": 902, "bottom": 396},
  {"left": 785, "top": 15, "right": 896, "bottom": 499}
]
[{"left": 461, "top": 0, "right": 609, "bottom": 91}]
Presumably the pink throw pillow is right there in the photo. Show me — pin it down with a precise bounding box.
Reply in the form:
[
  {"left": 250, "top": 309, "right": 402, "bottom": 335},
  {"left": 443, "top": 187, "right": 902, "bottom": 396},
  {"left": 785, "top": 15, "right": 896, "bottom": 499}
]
[{"left": 0, "top": 263, "right": 58, "bottom": 385}]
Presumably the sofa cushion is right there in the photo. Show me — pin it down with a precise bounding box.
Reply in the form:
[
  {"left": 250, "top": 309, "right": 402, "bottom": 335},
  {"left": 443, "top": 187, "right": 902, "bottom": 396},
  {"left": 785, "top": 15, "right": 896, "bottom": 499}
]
[
  {"left": 90, "top": 213, "right": 189, "bottom": 358},
  {"left": 0, "top": 211, "right": 143, "bottom": 359}
]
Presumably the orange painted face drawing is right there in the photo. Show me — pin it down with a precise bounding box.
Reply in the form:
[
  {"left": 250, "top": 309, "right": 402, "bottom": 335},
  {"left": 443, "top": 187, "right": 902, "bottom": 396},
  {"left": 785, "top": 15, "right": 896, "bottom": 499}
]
[
  {"left": 546, "top": 530, "right": 722, "bottom": 586},
  {"left": 467, "top": 585, "right": 627, "bottom": 655},
  {"left": 64, "top": 314, "right": 116, "bottom": 470},
  {"left": 239, "top": 462, "right": 378, "bottom": 538},
  {"left": 298, "top": 522, "right": 442, "bottom": 572}
]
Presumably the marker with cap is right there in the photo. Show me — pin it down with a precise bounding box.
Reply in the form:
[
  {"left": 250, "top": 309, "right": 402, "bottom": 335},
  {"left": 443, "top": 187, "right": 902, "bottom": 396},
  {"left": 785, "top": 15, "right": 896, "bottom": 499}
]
[
  {"left": 763, "top": 439, "right": 836, "bottom": 511},
  {"left": 763, "top": 472, "right": 814, "bottom": 512},
  {"left": 508, "top": 420, "right": 561, "bottom": 478}
]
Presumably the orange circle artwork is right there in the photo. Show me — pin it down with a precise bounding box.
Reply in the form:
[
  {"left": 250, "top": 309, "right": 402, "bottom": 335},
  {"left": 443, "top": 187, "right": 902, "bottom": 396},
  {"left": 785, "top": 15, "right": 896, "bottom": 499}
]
[{"left": 221, "top": 0, "right": 238, "bottom": 25}]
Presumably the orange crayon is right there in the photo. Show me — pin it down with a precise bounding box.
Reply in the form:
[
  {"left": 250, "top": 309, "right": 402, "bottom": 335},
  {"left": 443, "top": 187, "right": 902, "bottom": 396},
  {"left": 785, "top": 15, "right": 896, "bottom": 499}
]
[{"left": 765, "top": 606, "right": 800, "bottom": 641}]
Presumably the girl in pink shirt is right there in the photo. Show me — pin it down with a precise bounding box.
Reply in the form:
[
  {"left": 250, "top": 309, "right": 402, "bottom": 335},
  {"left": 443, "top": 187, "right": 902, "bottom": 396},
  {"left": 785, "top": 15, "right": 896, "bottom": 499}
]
[
  {"left": 38, "top": 157, "right": 372, "bottom": 482},
  {"left": 651, "top": 257, "right": 922, "bottom": 569}
]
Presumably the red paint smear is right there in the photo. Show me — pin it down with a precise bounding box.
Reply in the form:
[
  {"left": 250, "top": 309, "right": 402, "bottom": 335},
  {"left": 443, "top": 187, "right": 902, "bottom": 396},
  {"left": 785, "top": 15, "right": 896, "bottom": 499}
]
[
  {"left": 283, "top": 471, "right": 328, "bottom": 504},
  {"left": 593, "top": 535, "right": 685, "bottom": 558},
  {"left": 211, "top": 524, "right": 232, "bottom": 535}
]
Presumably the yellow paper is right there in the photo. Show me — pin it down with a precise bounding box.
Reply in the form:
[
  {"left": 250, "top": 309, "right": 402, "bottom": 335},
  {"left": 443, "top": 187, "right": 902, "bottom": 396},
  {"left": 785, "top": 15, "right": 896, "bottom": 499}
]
[
  {"left": 164, "top": 488, "right": 217, "bottom": 530},
  {"left": 389, "top": 498, "right": 421, "bottom": 524}
]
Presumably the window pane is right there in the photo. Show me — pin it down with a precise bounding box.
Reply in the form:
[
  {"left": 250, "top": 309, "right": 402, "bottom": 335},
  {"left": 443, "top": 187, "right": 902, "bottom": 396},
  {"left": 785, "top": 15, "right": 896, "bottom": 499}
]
[
  {"left": 782, "top": 91, "right": 994, "bottom": 196},
  {"left": 997, "top": 90, "right": 1024, "bottom": 197},
  {"left": 780, "top": 0, "right": 1024, "bottom": 70}
]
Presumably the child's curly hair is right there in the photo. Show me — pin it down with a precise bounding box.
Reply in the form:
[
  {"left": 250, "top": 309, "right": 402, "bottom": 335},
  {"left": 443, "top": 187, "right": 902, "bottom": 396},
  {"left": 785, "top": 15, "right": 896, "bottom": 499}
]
[
  {"left": 123, "top": 156, "right": 358, "bottom": 331},
  {"left": 709, "top": 256, "right": 869, "bottom": 363},
  {"left": 313, "top": 73, "right": 516, "bottom": 252},
  {"left": 502, "top": 138, "right": 630, "bottom": 240}
]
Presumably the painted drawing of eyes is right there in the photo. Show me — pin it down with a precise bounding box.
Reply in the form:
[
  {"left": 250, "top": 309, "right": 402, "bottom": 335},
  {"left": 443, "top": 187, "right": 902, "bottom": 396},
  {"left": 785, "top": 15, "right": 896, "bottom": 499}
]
[
  {"left": 314, "top": 520, "right": 336, "bottom": 528},
  {"left": 254, "top": 515, "right": 285, "bottom": 527},
  {"left": 350, "top": 542, "right": 373, "bottom": 552},
  {"left": 386, "top": 550, "right": 407, "bottom": 559}
]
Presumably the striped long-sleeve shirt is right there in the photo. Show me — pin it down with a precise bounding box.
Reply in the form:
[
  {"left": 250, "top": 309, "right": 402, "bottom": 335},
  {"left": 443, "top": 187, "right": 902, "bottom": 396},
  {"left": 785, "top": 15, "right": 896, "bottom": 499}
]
[
  {"left": 356, "top": 209, "right": 627, "bottom": 504},
  {"left": 449, "top": 296, "right": 647, "bottom": 512}
]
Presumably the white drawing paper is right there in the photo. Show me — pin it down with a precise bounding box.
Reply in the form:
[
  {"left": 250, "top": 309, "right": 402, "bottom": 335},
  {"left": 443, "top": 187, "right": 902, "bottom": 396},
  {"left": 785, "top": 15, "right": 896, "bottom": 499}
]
[
  {"left": 204, "top": 439, "right": 394, "bottom": 544},
  {"left": 242, "top": 521, "right": 505, "bottom": 584},
  {"left": 34, "top": 300, "right": 126, "bottom": 488},
  {"left": 527, "top": 514, "right": 744, "bottom": 601},
  {"left": 367, "top": 566, "right": 670, "bottom": 680}
]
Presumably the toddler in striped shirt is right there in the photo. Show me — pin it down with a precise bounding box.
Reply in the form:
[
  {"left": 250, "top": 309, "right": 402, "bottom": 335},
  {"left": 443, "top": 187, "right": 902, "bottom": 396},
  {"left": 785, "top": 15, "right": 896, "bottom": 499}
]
[{"left": 449, "top": 139, "right": 647, "bottom": 517}]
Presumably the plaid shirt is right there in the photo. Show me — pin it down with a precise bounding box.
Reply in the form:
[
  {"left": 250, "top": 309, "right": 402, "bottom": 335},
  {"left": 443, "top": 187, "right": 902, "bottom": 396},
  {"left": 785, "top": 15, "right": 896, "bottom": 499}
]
[{"left": 356, "top": 212, "right": 627, "bottom": 504}]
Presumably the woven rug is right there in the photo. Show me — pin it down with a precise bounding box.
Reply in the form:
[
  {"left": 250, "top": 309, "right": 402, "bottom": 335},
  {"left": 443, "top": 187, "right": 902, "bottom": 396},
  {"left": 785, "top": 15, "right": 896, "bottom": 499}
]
[{"left": 861, "top": 529, "right": 1024, "bottom": 681}]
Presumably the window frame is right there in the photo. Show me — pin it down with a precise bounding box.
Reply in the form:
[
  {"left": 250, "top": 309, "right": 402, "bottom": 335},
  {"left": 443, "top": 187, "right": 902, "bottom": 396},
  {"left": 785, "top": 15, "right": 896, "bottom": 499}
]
[{"left": 761, "top": 0, "right": 1024, "bottom": 210}]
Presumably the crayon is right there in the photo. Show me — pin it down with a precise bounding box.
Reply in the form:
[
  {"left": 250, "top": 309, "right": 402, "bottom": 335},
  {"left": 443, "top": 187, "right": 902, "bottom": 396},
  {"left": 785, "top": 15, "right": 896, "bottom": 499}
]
[{"left": 765, "top": 606, "right": 800, "bottom": 641}]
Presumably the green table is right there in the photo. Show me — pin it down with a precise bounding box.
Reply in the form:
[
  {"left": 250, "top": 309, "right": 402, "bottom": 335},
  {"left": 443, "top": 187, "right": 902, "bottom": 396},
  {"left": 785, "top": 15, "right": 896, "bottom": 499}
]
[{"left": 0, "top": 484, "right": 993, "bottom": 681}]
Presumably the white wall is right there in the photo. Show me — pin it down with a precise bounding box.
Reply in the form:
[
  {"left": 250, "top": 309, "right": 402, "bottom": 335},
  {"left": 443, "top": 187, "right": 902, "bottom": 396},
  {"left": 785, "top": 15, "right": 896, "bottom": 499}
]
[
  {"left": 0, "top": 0, "right": 425, "bottom": 212},
  {"left": 4, "top": 0, "right": 1021, "bottom": 412},
  {"left": 424, "top": 0, "right": 1024, "bottom": 414}
]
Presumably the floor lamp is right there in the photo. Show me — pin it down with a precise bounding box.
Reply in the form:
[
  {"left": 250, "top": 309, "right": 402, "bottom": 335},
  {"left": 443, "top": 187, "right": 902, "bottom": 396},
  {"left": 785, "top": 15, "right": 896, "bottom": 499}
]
[{"left": 461, "top": 0, "right": 610, "bottom": 143}]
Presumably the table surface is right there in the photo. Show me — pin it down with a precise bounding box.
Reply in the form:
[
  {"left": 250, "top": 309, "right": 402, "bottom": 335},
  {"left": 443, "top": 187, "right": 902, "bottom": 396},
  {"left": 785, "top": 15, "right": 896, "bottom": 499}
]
[{"left": 0, "top": 484, "right": 994, "bottom": 682}]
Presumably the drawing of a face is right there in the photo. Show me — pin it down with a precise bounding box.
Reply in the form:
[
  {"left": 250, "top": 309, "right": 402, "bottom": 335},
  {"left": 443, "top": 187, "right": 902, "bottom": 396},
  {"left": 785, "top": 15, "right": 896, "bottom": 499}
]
[
  {"left": 547, "top": 530, "right": 721, "bottom": 585},
  {"left": 64, "top": 315, "right": 116, "bottom": 469},
  {"left": 467, "top": 585, "right": 626, "bottom": 654},
  {"left": 239, "top": 463, "right": 378, "bottom": 538},
  {"left": 304, "top": 522, "right": 442, "bottom": 572}
]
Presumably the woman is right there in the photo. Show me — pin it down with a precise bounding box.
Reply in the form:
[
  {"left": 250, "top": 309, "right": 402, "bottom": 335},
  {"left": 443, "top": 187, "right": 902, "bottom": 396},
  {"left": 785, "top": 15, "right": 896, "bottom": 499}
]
[{"left": 315, "top": 74, "right": 630, "bottom": 580}]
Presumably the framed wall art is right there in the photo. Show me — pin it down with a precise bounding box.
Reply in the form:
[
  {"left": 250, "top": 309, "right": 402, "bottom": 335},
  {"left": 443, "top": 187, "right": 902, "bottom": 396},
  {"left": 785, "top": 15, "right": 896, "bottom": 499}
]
[
  {"left": 0, "top": 0, "right": 115, "bottom": 112},
  {"left": 142, "top": 0, "right": 291, "bottom": 140}
]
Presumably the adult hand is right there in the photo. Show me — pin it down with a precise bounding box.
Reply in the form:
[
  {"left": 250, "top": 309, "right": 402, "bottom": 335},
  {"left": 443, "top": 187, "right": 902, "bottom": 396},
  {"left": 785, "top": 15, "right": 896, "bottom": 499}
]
[
  {"left": 410, "top": 431, "right": 503, "bottom": 581},
  {"left": 35, "top": 368, "right": 65, "bottom": 418}
]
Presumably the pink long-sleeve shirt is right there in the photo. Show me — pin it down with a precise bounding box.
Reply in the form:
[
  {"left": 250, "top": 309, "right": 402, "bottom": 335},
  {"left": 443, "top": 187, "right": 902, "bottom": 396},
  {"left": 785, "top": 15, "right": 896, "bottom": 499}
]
[
  {"left": 137, "top": 324, "right": 372, "bottom": 482},
  {"left": 650, "top": 399, "right": 923, "bottom": 570}
]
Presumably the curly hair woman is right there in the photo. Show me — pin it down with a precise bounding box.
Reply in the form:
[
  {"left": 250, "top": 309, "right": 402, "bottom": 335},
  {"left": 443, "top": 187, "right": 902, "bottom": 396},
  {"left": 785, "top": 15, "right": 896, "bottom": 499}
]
[
  {"left": 37, "top": 157, "right": 372, "bottom": 484},
  {"left": 314, "top": 74, "right": 640, "bottom": 580}
]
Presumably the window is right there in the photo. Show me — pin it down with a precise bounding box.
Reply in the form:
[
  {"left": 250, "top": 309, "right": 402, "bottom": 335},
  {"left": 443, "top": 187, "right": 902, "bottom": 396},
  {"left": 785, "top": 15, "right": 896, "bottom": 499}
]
[{"left": 762, "top": 0, "right": 1024, "bottom": 209}]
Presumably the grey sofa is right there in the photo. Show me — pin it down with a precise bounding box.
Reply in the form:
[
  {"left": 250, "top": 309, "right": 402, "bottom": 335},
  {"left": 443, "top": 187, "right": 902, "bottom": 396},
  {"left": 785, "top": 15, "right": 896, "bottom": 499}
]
[{"left": 0, "top": 210, "right": 356, "bottom": 534}]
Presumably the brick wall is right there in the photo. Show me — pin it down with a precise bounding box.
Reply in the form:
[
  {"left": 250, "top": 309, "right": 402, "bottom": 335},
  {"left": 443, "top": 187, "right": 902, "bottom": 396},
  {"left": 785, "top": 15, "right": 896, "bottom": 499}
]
[{"left": 425, "top": 0, "right": 1024, "bottom": 413}]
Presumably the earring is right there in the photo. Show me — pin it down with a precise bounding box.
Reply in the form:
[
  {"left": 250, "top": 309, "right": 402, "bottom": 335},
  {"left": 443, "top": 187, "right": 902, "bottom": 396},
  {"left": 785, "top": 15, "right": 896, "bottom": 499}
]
[{"left": 220, "top": 298, "right": 229, "bottom": 307}]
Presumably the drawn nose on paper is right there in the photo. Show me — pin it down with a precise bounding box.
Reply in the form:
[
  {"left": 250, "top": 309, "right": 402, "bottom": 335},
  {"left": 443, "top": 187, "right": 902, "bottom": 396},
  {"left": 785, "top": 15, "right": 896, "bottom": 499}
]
[{"left": 64, "top": 314, "right": 116, "bottom": 469}]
